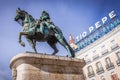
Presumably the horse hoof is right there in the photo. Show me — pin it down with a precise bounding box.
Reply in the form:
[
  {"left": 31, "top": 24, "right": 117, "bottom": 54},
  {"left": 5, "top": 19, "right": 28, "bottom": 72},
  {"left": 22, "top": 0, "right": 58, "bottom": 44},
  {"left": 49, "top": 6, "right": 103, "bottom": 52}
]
[
  {"left": 21, "top": 42, "right": 25, "bottom": 47},
  {"left": 52, "top": 53, "right": 56, "bottom": 55},
  {"left": 52, "top": 50, "right": 59, "bottom": 55},
  {"left": 72, "top": 55, "right": 75, "bottom": 58}
]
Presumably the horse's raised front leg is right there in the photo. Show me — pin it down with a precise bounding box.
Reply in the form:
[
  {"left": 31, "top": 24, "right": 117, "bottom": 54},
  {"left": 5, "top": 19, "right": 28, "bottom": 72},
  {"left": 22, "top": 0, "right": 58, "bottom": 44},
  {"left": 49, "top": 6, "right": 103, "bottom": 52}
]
[
  {"left": 26, "top": 38, "right": 37, "bottom": 53},
  {"left": 19, "top": 32, "right": 28, "bottom": 47}
]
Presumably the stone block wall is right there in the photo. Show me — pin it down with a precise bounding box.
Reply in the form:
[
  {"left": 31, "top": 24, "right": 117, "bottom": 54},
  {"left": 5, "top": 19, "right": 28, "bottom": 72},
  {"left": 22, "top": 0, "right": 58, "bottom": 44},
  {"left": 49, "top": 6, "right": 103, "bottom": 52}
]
[{"left": 10, "top": 53, "right": 85, "bottom": 80}]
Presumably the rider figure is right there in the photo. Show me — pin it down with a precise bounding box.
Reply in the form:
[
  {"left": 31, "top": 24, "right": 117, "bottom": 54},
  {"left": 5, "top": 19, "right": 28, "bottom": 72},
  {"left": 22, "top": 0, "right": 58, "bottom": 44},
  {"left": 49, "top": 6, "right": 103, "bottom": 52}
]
[
  {"left": 40, "top": 10, "right": 50, "bottom": 23},
  {"left": 39, "top": 11, "right": 74, "bottom": 57},
  {"left": 40, "top": 11, "right": 51, "bottom": 36},
  {"left": 38, "top": 10, "right": 62, "bottom": 39}
]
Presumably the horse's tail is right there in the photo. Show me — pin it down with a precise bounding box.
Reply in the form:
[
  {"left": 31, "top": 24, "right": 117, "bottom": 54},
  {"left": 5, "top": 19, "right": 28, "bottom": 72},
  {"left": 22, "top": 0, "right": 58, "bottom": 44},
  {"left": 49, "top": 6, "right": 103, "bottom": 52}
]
[{"left": 63, "top": 36, "right": 75, "bottom": 57}]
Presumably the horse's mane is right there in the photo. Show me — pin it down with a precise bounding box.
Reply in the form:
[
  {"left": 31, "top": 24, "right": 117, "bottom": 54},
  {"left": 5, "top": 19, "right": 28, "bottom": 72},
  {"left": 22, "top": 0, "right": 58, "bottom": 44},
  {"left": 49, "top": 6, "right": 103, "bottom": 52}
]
[{"left": 22, "top": 10, "right": 35, "bottom": 21}]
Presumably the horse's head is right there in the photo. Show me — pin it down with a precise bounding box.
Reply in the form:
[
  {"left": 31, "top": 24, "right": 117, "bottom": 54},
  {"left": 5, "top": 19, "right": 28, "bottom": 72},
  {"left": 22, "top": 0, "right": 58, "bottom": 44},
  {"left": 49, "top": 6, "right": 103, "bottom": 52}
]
[
  {"left": 14, "top": 8, "right": 35, "bottom": 26},
  {"left": 14, "top": 8, "right": 28, "bottom": 22}
]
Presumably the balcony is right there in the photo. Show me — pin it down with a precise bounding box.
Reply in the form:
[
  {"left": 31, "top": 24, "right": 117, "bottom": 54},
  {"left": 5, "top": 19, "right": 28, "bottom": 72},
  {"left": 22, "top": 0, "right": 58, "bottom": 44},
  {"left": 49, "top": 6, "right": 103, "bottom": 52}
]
[
  {"left": 106, "top": 63, "right": 115, "bottom": 71},
  {"left": 93, "top": 54, "right": 99, "bottom": 60},
  {"left": 116, "top": 59, "right": 120, "bottom": 66},
  {"left": 96, "top": 68, "right": 104, "bottom": 75},
  {"left": 111, "top": 43, "right": 119, "bottom": 50},
  {"left": 88, "top": 71, "right": 95, "bottom": 78},
  {"left": 102, "top": 49, "right": 109, "bottom": 56}
]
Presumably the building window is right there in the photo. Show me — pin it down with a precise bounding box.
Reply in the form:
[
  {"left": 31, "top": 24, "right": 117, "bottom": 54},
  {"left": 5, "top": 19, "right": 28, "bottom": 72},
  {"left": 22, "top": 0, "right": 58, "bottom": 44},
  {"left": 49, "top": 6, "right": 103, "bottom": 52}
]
[
  {"left": 105, "top": 57, "right": 115, "bottom": 70},
  {"left": 88, "top": 66, "right": 93, "bottom": 74},
  {"left": 111, "top": 39, "right": 119, "bottom": 50},
  {"left": 101, "top": 45, "right": 106, "bottom": 51},
  {"left": 116, "top": 52, "right": 120, "bottom": 66},
  {"left": 101, "top": 45, "right": 108, "bottom": 55},
  {"left": 111, "top": 40, "right": 115, "bottom": 44},
  {"left": 116, "top": 52, "right": 120, "bottom": 59},
  {"left": 87, "top": 66, "right": 95, "bottom": 78},
  {"left": 92, "top": 50, "right": 99, "bottom": 60},
  {"left": 106, "top": 57, "right": 111, "bottom": 64},
  {"left": 85, "top": 54, "right": 91, "bottom": 64},
  {"left": 96, "top": 62, "right": 104, "bottom": 75},
  {"left": 96, "top": 62, "right": 102, "bottom": 69}
]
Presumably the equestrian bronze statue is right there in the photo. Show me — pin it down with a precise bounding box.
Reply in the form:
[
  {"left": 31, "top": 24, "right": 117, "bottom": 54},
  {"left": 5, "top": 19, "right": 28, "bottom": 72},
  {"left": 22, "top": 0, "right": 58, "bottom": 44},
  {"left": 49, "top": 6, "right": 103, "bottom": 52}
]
[{"left": 14, "top": 8, "right": 75, "bottom": 57}]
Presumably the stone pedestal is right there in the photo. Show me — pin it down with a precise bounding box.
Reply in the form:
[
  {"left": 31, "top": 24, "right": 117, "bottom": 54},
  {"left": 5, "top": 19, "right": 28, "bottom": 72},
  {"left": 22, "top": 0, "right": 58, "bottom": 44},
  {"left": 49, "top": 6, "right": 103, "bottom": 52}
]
[{"left": 10, "top": 53, "right": 85, "bottom": 80}]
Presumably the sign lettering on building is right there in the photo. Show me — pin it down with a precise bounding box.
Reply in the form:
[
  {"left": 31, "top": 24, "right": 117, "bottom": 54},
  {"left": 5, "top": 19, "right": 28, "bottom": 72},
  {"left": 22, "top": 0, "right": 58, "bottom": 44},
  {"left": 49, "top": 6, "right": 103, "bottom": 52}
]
[{"left": 70, "top": 10, "right": 120, "bottom": 52}]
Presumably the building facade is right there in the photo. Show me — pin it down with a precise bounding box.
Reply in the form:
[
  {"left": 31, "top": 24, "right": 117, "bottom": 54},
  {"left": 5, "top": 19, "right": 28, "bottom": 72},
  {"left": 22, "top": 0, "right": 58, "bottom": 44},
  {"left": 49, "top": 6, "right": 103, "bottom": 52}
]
[
  {"left": 68, "top": 13, "right": 120, "bottom": 80},
  {"left": 75, "top": 24, "right": 120, "bottom": 80}
]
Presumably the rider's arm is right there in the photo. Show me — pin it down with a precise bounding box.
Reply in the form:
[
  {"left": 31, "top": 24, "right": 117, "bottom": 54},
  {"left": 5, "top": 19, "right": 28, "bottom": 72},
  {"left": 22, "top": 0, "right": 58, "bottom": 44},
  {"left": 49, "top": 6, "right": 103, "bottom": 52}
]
[{"left": 44, "top": 21, "right": 55, "bottom": 29}]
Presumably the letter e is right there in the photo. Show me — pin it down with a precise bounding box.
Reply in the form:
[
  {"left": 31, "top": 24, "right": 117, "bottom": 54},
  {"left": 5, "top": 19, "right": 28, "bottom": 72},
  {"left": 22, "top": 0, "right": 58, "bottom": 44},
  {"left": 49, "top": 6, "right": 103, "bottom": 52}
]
[{"left": 109, "top": 10, "right": 116, "bottom": 19}]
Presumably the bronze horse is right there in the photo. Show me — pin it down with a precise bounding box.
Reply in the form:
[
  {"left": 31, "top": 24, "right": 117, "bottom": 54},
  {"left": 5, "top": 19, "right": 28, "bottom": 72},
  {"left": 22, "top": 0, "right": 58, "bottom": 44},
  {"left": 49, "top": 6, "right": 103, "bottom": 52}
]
[{"left": 14, "top": 8, "right": 75, "bottom": 57}]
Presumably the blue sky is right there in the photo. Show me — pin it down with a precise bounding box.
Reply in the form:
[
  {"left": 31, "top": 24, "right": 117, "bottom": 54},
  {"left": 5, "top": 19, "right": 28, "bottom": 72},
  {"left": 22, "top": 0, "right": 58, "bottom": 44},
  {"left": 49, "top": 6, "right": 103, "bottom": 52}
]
[{"left": 0, "top": 0, "right": 120, "bottom": 80}]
